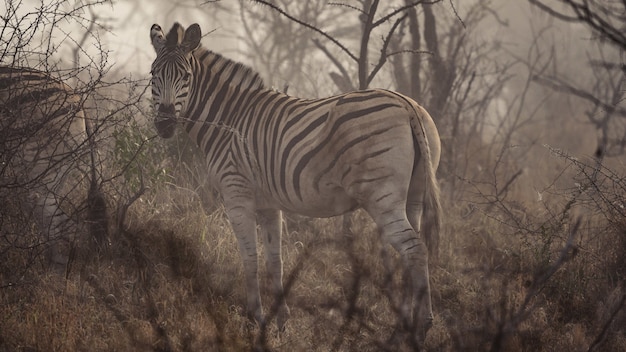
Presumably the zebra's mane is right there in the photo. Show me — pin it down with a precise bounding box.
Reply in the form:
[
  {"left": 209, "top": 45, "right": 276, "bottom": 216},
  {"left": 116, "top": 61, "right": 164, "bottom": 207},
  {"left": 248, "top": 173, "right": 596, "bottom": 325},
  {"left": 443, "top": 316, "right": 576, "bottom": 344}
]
[{"left": 197, "top": 48, "right": 266, "bottom": 92}]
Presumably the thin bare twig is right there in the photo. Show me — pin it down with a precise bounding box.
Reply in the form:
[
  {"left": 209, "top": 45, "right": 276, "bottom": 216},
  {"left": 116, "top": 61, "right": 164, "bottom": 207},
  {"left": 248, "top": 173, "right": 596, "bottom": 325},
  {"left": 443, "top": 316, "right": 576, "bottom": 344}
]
[
  {"left": 312, "top": 38, "right": 355, "bottom": 91},
  {"left": 366, "top": 13, "right": 408, "bottom": 86},
  {"left": 250, "top": 0, "right": 357, "bottom": 62}
]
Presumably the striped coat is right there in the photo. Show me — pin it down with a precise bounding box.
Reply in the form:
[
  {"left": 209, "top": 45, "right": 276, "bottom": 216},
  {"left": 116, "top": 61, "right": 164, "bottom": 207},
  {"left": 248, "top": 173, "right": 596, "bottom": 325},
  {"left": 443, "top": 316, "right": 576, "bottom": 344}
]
[
  {"left": 0, "top": 66, "right": 95, "bottom": 267},
  {"left": 149, "top": 23, "right": 441, "bottom": 343}
]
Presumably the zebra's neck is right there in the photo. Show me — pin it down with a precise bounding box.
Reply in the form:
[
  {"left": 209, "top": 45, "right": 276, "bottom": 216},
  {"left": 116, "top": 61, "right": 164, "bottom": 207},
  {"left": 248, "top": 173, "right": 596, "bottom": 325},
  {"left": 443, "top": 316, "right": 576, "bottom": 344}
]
[{"left": 183, "top": 48, "right": 268, "bottom": 143}]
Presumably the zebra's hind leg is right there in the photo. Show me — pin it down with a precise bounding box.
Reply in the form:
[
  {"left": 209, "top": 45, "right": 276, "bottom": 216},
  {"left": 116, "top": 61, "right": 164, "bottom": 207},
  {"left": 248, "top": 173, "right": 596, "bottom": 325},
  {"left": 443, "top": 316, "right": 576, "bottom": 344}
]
[
  {"left": 258, "top": 209, "right": 290, "bottom": 332},
  {"left": 366, "top": 205, "right": 433, "bottom": 346}
]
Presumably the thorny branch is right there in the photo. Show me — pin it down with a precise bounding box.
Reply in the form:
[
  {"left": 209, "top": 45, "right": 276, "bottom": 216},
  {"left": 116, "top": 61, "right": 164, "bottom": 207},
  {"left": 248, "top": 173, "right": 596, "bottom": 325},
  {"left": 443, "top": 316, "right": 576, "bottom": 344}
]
[
  {"left": 528, "top": 0, "right": 626, "bottom": 51},
  {"left": 250, "top": 0, "right": 358, "bottom": 62}
]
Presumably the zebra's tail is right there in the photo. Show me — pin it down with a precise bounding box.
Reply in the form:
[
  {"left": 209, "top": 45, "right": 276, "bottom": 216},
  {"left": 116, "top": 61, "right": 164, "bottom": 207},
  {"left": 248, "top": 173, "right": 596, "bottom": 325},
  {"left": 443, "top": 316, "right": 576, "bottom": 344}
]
[{"left": 410, "top": 103, "right": 442, "bottom": 262}]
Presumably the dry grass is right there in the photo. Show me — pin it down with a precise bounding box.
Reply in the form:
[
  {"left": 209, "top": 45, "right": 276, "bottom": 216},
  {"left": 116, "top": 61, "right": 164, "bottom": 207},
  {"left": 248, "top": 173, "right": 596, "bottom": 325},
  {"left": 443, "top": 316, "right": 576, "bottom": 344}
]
[{"left": 2, "top": 155, "right": 625, "bottom": 351}]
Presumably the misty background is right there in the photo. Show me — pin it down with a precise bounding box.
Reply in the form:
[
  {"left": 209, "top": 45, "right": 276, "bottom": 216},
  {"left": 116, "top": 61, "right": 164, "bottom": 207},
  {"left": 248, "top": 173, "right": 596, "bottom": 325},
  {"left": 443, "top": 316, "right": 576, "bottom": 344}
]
[
  {"left": 7, "top": 0, "right": 619, "bottom": 165},
  {"left": 1, "top": 0, "right": 625, "bottom": 351}
]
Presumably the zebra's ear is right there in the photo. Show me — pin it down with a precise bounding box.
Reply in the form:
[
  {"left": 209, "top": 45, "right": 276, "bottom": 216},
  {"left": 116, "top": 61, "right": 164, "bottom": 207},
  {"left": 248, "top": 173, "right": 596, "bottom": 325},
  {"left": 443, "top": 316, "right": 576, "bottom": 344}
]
[
  {"left": 150, "top": 24, "right": 166, "bottom": 52},
  {"left": 181, "top": 23, "right": 201, "bottom": 54}
]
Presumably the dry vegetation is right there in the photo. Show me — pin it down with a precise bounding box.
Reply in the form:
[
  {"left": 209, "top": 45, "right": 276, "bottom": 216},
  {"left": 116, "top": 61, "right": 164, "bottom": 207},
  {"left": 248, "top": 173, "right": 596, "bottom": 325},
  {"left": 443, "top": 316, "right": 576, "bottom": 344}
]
[
  {"left": 2, "top": 1, "right": 626, "bottom": 351},
  {"left": 1, "top": 126, "right": 625, "bottom": 351}
]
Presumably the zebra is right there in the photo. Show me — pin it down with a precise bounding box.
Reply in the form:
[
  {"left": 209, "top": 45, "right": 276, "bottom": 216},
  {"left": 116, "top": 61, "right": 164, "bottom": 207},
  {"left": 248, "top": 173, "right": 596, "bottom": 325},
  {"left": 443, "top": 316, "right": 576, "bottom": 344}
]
[
  {"left": 0, "top": 65, "right": 107, "bottom": 268},
  {"left": 149, "top": 23, "right": 441, "bottom": 342}
]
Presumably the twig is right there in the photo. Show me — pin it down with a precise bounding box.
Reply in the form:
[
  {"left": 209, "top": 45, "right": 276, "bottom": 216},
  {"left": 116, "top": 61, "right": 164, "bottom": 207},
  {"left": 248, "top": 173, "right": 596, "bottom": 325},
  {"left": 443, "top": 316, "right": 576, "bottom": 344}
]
[
  {"left": 366, "top": 13, "right": 408, "bottom": 86},
  {"left": 250, "top": 0, "right": 357, "bottom": 62},
  {"left": 588, "top": 289, "right": 626, "bottom": 352},
  {"left": 372, "top": 0, "right": 441, "bottom": 28},
  {"left": 312, "top": 38, "right": 355, "bottom": 91}
]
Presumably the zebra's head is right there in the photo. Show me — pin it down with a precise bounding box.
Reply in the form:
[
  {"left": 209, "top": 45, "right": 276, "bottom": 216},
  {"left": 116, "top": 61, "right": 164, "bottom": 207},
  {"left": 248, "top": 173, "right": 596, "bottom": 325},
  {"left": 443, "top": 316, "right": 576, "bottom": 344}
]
[{"left": 150, "top": 23, "right": 201, "bottom": 138}]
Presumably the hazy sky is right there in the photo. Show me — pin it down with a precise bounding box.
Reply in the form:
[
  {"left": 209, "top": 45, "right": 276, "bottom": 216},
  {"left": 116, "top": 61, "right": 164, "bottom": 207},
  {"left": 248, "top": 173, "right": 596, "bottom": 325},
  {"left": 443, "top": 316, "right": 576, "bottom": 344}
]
[
  {"left": 101, "top": 1, "right": 244, "bottom": 76},
  {"left": 2, "top": 0, "right": 598, "bottom": 87}
]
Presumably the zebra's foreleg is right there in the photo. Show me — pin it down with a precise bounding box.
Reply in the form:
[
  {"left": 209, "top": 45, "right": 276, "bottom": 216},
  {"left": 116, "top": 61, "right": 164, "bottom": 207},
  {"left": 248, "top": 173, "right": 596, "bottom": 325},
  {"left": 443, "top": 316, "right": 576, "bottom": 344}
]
[
  {"left": 258, "top": 209, "right": 290, "bottom": 331},
  {"left": 226, "top": 201, "right": 264, "bottom": 327}
]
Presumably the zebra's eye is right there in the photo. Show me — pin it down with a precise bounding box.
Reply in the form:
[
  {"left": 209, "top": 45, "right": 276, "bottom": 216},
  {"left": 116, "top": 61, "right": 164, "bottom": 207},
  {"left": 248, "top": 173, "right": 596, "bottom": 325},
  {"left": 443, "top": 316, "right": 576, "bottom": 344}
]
[{"left": 183, "top": 72, "right": 191, "bottom": 81}]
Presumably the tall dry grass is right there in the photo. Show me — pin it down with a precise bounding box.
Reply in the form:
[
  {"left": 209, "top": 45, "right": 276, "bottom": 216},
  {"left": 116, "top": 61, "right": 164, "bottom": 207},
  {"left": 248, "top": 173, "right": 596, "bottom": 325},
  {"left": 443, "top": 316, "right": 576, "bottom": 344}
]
[{"left": 1, "top": 134, "right": 625, "bottom": 351}]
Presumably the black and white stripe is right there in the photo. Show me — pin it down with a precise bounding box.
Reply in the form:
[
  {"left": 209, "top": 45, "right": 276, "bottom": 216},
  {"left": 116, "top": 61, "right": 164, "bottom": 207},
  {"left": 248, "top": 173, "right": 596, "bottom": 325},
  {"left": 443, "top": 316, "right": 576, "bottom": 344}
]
[
  {"left": 150, "top": 23, "right": 442, "bottom": 341},
  {"left": 0, "top": 66, "right": 89, "bottom": 266}
]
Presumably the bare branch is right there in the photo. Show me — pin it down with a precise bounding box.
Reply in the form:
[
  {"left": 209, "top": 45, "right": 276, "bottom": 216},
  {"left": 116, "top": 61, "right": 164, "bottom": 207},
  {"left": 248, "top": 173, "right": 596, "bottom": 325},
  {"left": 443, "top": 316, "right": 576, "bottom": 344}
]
[
  {"left": 312, "top": 38, "right": 356, "bottom": 92},
  {"left": 328, "top": 2, "right": 366, "bottom": 15},
  {"left": 372, "top": 0, "right": 441, "bottom": 28},
  {"left": 528, "top": 0, "right": 626, "bottom": 50},
  {"left": 533, "top": 75, "right": 626, "bottom": 118},
  {"left": 250, "top": 0, "right": 358, "bottom": 62},
  {"left": 366, "top": 13, "right": 408, "bottom": 87}
]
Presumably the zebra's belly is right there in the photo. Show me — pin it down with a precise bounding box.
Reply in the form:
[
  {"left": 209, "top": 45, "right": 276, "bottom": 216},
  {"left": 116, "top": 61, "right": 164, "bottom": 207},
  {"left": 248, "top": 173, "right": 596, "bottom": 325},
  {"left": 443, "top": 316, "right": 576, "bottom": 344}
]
[{"left": 257, "top": 188, "right": 358, "bottom": 218}]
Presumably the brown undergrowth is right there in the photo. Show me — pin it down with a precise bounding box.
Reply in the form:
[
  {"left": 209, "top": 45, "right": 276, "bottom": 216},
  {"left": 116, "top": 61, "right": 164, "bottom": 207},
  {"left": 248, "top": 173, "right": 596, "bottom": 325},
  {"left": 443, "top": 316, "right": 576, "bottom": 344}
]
[{"left": 1, "top": 156, "right": 625, "bottom": 351}]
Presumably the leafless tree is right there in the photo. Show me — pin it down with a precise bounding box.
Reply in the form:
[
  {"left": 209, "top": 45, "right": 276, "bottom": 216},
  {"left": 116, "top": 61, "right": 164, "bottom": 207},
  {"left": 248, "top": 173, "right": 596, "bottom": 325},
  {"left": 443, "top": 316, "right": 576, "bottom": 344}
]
[
  {"left": 0, "top": 0, "right": 151, "bottom": 275},
  {"left": 528, "top": 0, "right": 626, "bottom": 159},
  {"left": 528, "top": 0, "right": 626, "bottom": 51}
]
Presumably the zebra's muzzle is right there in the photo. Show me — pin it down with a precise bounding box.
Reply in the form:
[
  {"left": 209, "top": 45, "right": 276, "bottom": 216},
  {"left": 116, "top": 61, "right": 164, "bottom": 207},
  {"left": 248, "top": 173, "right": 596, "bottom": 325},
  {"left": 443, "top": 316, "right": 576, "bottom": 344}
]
[
  {"left": 155, "top": 104, "right": 177, "bottom": 138},
  {"left": 155, "top": 115, "right": 176, "bottom": 138}
]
